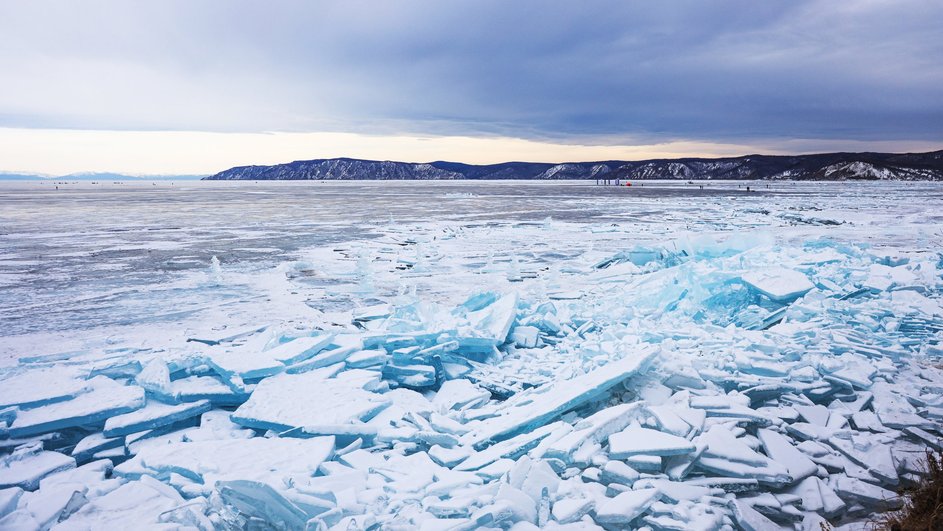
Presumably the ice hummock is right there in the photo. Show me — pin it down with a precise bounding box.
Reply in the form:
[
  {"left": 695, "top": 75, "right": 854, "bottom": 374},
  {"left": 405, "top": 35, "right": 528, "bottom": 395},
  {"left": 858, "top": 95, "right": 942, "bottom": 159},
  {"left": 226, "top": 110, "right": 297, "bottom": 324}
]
[{"left": 2, "top": 211, "right": 942, "bottom": 529}]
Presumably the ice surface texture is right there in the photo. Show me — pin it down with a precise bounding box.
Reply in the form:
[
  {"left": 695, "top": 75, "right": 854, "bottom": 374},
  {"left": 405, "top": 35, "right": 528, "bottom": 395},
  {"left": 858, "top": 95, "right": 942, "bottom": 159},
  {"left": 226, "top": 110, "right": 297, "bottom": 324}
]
[{"left": 2, "top": 182, "right": 943, "bottom": 529}]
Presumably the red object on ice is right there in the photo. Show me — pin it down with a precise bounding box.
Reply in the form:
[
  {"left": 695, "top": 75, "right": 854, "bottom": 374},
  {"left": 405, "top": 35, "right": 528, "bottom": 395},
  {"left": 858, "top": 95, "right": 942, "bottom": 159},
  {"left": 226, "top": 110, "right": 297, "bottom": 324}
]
[{"left": 625, "top": 182, "right": 632, "bottom": 186}]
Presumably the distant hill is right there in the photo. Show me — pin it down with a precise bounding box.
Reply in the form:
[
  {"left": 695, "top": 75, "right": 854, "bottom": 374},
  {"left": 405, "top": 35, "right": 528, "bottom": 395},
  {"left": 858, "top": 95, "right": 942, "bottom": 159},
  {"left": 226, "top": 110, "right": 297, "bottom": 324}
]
[
  {"left": 0, "top": 172, "right": 206, "bottom": 181},
  {"left": 205, "top": 150, "right": 943, "bottom": 181}
]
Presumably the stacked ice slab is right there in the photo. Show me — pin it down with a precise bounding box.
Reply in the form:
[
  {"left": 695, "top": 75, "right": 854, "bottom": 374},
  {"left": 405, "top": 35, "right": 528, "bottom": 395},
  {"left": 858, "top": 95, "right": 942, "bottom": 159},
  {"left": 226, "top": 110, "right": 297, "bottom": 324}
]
[{"left": 2, "top": 235, "right": 943, "bottom": 530}]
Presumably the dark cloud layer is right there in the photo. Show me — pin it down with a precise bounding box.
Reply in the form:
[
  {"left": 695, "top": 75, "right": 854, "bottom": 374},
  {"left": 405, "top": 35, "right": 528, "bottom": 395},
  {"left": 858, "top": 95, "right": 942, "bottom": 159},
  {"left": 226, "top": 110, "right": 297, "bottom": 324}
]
[{"left": 1, "top": 0, "right": 940, "bottom": 144}]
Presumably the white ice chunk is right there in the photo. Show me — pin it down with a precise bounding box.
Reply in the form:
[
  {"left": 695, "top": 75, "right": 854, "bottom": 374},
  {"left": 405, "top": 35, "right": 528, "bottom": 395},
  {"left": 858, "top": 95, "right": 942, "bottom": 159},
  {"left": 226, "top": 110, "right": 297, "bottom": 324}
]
[
  {"left": 433, "top": 379, "right": 490, "bottom": 413},
  {"left": 266, "top": 334, "right": 335, "bottom": 365},
  {"left": 72, "top": 433, "right": 123, "bottom": 461},
  {"left": 232, "top": 367, "right": 390, "bottom": 433},
  {"left": 757, "top": 428, "right": 817, "bottom": 482},
  {"left": 467, "top": 346, "right": 657, "bottom": 448},
  {"left": 831, "top": 475, "right": 901, "bottom": 508},
  {"left": 729, "top": 499, "right": 780, "bottom": 531},
  {"left": 103, "top": 399, "right": 211, "bottom": 437},
  {"left": 594, "top": 488, "right": 661, "bottom": 525},
  {"left": 0, "top": 368, "right": 90, "bottom": 409},
  {"left": 551, "top": 497, "right": 594, "bottom": 524},
  {"left": 608, "top": 425, "right": 695, "bottom": 458},
  {"left": 464, "top": 292, "right": 519, "bottom": 345},
  {"left": 511, "top": 326, "right": 540, "bottom": 348},
  {"left": 116, "top": 436, "right": 334, "bottom": 488},
  {"left": 0, "top": 443, "right": 76, "bottom": 491},
  {"left": 8, "top": 377, "right": 145, "bottom": 438},
  {"left": 51, "top": 476, "right": 187, "bottom": 530},
  {"left": 741, "top": 268, "right": 814, "bottom": 302}
]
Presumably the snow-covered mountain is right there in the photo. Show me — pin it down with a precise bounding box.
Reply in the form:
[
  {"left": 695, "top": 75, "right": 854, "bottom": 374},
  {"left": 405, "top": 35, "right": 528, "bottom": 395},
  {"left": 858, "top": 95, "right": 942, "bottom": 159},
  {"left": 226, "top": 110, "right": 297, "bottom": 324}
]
[{"left": 205, "top": 150, "right": 943, "bottom": 181}]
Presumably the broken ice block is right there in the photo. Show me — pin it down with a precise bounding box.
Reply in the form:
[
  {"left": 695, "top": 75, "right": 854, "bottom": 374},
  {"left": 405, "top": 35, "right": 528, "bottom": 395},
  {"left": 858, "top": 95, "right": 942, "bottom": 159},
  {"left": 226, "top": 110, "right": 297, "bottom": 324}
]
[
  {"left": 594, "top": 488, "right": 661, "bottom": 525},
  {"left": 71, "top": 433, "right": 124, "bottom": 463},
  {"left": 551, "top": 497, "right": 594, "bottom": 524},
  {"left": 0, "top": 443, "right": 76, "bottom": 491},
  {"left": 511, "top": 326, "right": 540, "bottom": 348},
  {"left": 599, "top": 460, "right": 640, "bottom": 486},
  {"left": 741, "top": 268, "right": 814, "bottom": 302},
  {"left": 232, "top": 367, "right": 390, "bottom": 433},
  {"left": 0, "top": 368, "right": 90, "bottom": 409},
  {"left": 832, "top": 475, "right": 901, "bottom": 508},
  {"left": 545, "top": 403, "right": 645, "bottom": 463},
  {"left": 467, "top": 346, "right": 657, "bottom": 448},
  {"left": 186, "top": 323, "right": 268, "bottom": 346},
  {"left": 433, "top": 379, "right": 490, "bottom": 413},
  {"left": 51, "top": 476, "right": 190, "bottom": 529},
  {"left": 346, "top": 349, "right": 390, "bottom": 369},
  {"left": 0, "top": 487, "right": 23, "bottom": 519},
  {"left": 729, "top": 499, "right": 781, "bottom": 531},
  {"left": 756, "top": 429, "right": 817, "bottom": 483},
  {"left": 458, "top": 292, "right": 519, "bottom": 354},
  {"left": 607, "top": 425, "right": 696, "bottom": 458},
  {"left": 218, "top": 479, "right": 312, "bottom": 528},
  {"left": 206, "top": 348, "right": 284, "bottom": 381},
  {"left": 265, "top": 334, "right": 334, "bottom": 365},
  {"left": 116, "top": 436, "right": 334, "bottom": 489},
  {"left": 102, "top": 399, "right": 211, "bottom": 437},
  {"left": 7, "top": 377, "right": 145, "bottom": 438},
  {"left": 162, "top": 375, "right": 249, "bottom": 405}
]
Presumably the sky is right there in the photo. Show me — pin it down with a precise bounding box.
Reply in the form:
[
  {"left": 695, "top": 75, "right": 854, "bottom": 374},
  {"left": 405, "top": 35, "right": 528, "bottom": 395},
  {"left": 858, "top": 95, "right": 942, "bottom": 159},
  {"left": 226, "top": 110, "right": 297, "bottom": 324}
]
[{"left": 1, "top": 0, "right": 941, "bottom": 175}]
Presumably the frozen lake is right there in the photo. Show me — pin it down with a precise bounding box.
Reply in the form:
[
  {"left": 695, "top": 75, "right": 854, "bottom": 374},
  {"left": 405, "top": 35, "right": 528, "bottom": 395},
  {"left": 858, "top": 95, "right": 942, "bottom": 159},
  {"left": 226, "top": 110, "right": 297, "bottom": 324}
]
[
  {"left": 1, "top": 179, "right": 942, "bottom": 529},
  {"left": 2, "top": 179, "right": 940, "bottom": 346}
]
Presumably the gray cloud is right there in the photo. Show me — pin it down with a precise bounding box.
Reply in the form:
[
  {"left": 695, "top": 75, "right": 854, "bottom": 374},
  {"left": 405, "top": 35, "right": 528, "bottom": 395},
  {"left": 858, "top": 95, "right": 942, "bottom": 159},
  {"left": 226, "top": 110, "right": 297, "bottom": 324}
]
[{"left": 1, "top": 0, "right": 941, "bottom": 144}]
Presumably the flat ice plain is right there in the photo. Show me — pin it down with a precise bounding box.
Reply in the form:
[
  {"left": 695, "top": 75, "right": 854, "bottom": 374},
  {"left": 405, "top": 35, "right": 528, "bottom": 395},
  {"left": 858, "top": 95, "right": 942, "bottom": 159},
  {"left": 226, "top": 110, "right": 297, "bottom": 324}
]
[{"left": 1, "top": 180, "right": 942, "bottom": 530}]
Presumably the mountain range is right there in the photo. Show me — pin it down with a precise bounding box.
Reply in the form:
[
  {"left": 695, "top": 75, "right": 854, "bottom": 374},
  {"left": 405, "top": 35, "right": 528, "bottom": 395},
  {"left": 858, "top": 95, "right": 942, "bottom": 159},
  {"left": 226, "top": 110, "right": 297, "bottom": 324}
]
[{"left": 205, "top": 150, "right": 943, "bottom": 181}]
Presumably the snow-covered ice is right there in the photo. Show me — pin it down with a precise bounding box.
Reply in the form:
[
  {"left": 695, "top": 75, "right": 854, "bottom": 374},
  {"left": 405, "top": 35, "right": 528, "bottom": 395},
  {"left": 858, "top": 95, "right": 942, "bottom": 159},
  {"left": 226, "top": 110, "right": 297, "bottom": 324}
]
[{"left": 1, "top": 179, "right": 943, "bottom": 529}]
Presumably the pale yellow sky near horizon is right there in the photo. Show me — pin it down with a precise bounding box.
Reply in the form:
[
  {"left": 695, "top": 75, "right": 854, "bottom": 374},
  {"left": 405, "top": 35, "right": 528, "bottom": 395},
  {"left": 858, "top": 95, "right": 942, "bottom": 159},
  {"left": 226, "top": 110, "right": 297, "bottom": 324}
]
[{"left": 2, "top": 128, "right": 941, "bottom": 176}]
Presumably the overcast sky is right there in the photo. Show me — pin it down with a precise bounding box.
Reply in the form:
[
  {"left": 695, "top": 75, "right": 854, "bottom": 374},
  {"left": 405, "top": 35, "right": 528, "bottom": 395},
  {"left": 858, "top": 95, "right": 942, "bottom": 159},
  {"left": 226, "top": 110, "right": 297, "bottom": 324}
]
[{"left": 1, "top": 0, "right": 941, "bottom": 174}]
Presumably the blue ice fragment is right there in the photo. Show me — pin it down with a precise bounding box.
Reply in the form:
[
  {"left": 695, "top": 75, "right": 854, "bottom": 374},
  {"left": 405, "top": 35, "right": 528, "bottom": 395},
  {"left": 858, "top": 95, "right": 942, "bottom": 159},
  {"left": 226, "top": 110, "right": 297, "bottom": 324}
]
[
  {"left": 88, "top": 359, "right": 143, "bottom": 379},
  {"left": 593, "top": 247, "right": 679, "bottom": 269},
  {"left": 218, "top": 480, "right": 310, "bottom": 529},
  {"left": 265, "top": 334, "right": 334, "bottom": 365},
  {"left": 103, "top": 399, "right": 212, "bottom": 437},
  {"left": 0, "top": 487, "right": 23, "bottom": 519},
  {"left": 346, "top": 349, "right": 390, "bottom": 369},
  {"left": 463, "top": 293, "right": 518, "bottom": 344},
  {"left": 382, "top": 363, "right": 437, "bottom": 388},
  {"left": 72, "top": 432, "right": 125, "bottom": 462},
  {"left": 150, "top": 375, "right": 249, "bottom": 406},
  {"left": 0, "top": 442, "right": 76, "bottom": 491},
  {"left": 284, "top": 344, "right": 360, "bottom": 374},
  {"left": 0, "top": 407, "right": 16, "bottom": 425},
  {"left": 0, "top": 368, "right": 91, "bottom": 410},
  {"left": 206, "top": 350, "right": 284, "bottom": 381},
  {"left": 457, "top": 292, "right": 500, "bottom": 313},
  {"left": 8, "top": 377, "right": 145, "bottom": 438}
]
